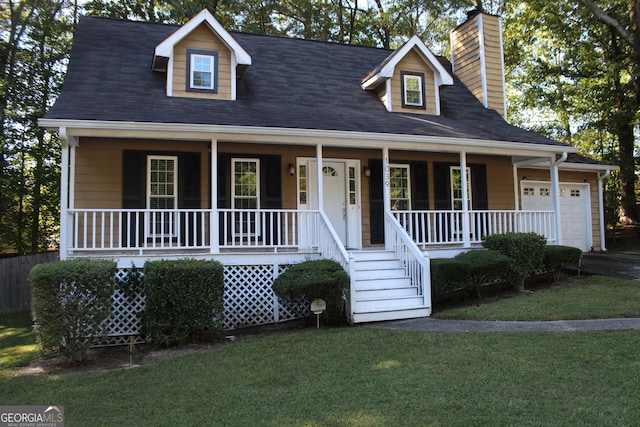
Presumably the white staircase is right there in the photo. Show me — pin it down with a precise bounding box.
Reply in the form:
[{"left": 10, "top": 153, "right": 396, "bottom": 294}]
[{"left": 350, "top": 250, "right": 431, "bottom": 323}]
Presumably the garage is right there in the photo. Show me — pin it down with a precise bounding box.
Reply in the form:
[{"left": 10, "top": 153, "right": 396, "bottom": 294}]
[{"left": 521, "top": 181, "right": 592, "bottom": 251}]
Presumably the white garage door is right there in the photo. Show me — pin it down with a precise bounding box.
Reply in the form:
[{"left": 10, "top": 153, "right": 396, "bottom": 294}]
[{"left": 521, "top": 181, "right": 591, "bottom": 251}]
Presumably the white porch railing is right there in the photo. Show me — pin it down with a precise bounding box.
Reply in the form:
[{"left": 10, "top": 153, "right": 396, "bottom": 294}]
[
  {"left": 68, "top": 208, "right": 323, "bottom": 254},
  {"left": 384, "top": 211, "right": 430, "bottom": 302},
  {"left": 393, "top": 210, "right": 556, "bottom": 249}
]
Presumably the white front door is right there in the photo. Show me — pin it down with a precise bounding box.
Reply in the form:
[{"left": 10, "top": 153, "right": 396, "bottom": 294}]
[{"left": 298, "top": 158, "right": 361, "bottom": 248}]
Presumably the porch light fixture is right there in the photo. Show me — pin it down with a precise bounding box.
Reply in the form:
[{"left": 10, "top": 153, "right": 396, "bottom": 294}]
[
  {"left": 288, "top": 164, "right": 296, "bottom": 176},
  {"left": 364, "top": 166, "right": 371, "bottom": 177}
]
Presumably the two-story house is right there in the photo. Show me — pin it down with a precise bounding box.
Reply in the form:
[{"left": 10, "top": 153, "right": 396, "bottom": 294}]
[{"left": 40, "top": 9, "right": 616, "bottom": 341}]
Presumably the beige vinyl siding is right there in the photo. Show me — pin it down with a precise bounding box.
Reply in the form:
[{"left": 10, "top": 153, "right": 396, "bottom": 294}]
[
  {"left": 74, "top": 138, "right": 210, "bottom": 209},
  {"left": 390, "top": 49, "right": 437, "bottom": 115},
  {"left": 451, "top": 13, "right": 506, "bottom": 118},
  {"left": 481, "top": 14, "right": 506, "bottom": 117},
  {"left": 172, "top": 23, "right": 232, "bottom": 100},
  {"left": 517, "top": 168, "right": 602, "bottom": 251}
]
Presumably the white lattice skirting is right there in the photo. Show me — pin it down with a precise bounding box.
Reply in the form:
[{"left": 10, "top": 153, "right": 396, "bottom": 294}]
[{"left": 96, "top": 263, "right": 307, "bottom": 346}]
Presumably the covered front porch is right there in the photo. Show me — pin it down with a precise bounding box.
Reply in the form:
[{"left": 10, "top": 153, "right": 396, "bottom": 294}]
[{"left": 56, "top": 127, "right": 579, "bottom": 329}]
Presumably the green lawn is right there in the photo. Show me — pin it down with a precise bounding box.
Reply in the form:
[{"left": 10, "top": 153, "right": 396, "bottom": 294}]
[
  {"left": 1, "top": 328, "right": 639, "bottom": 425},
  {"left": 434, "top": 275, "right": 640, "bottom": 321},
  {"left": 2, "top": 275, "right": 640, "bottom": 425}
]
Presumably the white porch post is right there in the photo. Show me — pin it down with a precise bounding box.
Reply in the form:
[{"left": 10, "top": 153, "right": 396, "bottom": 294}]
[
  {"left": 513, "top": 164, "right": 520, "bottom": 210},
  {"left": 460, "top": 151, "right": 471, "bottom": 248},
  {"left": 598, "top": 170, "right": 611, "bottom": 251},
  {"left": 59, "top": 128, "right": 77, "bottom": 260},
  {"left": 550, "top": 153, "right": 567, "bottom": 245},
  {"left": 59, "top": 138, "right": 70, "bottom": 260},
  {"left": 210, "top": 139, "right": 219, "bottom": 253},
  {"left": 382, "top": 147, "right": 391, "bottom": 250},
  {"left": 316, "top": 144, "right": 324, "bottom": 209}
]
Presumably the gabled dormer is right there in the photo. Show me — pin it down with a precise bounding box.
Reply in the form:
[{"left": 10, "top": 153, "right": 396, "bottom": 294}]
[
  {"left": 361, "top": 35, "right": 453, "bottom": 115},
  {"left": 152, "top": 9, "right": 251, "bottom": 101}
]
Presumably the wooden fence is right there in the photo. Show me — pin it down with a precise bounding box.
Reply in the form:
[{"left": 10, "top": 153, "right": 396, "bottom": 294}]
[{"left": 0, "top": 252, "right": 59, "bottom": 314}]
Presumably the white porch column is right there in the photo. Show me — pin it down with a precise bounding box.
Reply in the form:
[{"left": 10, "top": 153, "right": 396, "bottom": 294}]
[
  {"left": 513, "top": 164, "right": 520, "bottom": 210},
  {"left": 460, "top": 151, "right": 471, "bottom": 248},
  {"left": 382, "top": 147, "right": 391, "bottom": 250},
  {"left": 598, "top": 170, "right": 611, "bottom": 251},
  {"left": 550, "top": 153, "right": 567, "bottom": 245},
  {"left": 210, "top": 139, "right": 219, "bottom": 253},
  {"left": 316, "top": 144, "right": 324, "bottom": 210},
  {"left": 58, "top": 128, "right": 77, "bottom": 260},
  {"left": 59, "top": 139, "right": 70, "bottom": 260}
]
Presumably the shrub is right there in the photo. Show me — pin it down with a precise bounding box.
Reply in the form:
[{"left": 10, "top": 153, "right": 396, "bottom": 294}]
[
  {"left": 544, "top": 245, "right": 583, "bottom": 281},
  {"left": 29, "top": 258, "right": 117, "bottom": 364},
  {"left": 143, "top": 259, "right": 224, "bottom": 345},
  {"left": 272, "top": 259, "right": 349, "bottom": 324},
  {"left": 431, "top": 250, "right": 510, "bottom": 298},
  {"left": 483, "top": 232, "right": 547, "bottom": 291}
]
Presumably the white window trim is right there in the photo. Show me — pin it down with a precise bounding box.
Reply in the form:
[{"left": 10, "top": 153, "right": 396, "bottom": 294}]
[
  {"left": 231, "top": 158, "right": 260, "bottom": 237},
  {"left": 402, "top": 74, "right": 424, "bottom": 107},
  {"left": 389, "top": 164, "right": 411, "bottom": 211},
  {"left": 450, "top": 166, "right": 472, "bottom": 210},
  {"left": 147, "top": 155, "right": 178, "bottom": 237},
  {"left": 190, "top": 54, "right": 215, "bottom": 90}
]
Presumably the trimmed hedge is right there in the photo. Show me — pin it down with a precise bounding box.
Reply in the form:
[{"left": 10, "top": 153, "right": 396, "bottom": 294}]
[
  {"left": 431, "top": 250, "right": 510, "bottom": 298},
  {"left": 29, "top": 258, "right": 117, "bottom": 364},
  {"left": 143, "top": 259, "right": 224, "bottom": 345},
  {"left": 272, "top": 259, "right": 349, "bottom": 324},
  {"left": 544, "top": 245, "right": 583, "bottom": 281},
  {"left": 483, "top": 232, "right": 547, "bottom": 291}
]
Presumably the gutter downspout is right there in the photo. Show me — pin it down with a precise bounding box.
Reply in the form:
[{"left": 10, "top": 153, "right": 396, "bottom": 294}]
[
  {"left": 551, "top": 152, "right": 568, "bottom": 245},
  {"left": 598, "top": 169, "right": 611, "bottom": 252}
]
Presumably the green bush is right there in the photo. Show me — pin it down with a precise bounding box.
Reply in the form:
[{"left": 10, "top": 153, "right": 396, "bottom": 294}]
[
  {"left": 544, "top": 245, "right": 583, "bottom": 281},
  {"left": 29, "top": 258, "right": 117, "bottom": 364},
  {"left": 431, "top": 250, "right": 510, "bottom": 298},
  {"left": 483, "top": 232, "right": 547, "bottom": 291},
  {"left": 272, "top": 259, "right": 349, "bottom": 324},
  {"left": 143, "top": 259, "right": 224, "bottom": 345}
]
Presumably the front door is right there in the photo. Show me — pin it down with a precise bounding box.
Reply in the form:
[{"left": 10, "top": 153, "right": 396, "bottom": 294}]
[{"left": 298, "top": 158, "right": 361, "bottom": 248}]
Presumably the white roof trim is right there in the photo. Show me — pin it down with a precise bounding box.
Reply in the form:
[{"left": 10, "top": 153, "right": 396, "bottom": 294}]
[
  {"left": 154, "top": 9, "right": 251, "bottom": 66},
  {"left": 362, "top": 35, "right": 453, "bottom": 89},
  {"left": 39, "top": 118, "right": 578, "bottom": 158}
]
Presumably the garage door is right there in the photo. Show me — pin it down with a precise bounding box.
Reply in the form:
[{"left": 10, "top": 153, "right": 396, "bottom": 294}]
[{"left": 521, "top": 181, "right": 590, "bottom": 251}]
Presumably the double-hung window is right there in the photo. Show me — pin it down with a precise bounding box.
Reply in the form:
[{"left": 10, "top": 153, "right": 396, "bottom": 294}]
[
  {"left": 450, "top": 166, "right": 472, "bottom": 210},
  {"left": 389, "top": 164, "right": 411, "bottom": 210},
  {"left": 147, "top": 155, "right": 178, "bottom": 237},
  {"left": 187, "top": 49, "right": 218, "bottom": 93},
  {"left": 232, "top": 159, "right": 260, "bottom": 236},
  {"left": 401, "top": 71, "right": 426, "bottom": 109}
]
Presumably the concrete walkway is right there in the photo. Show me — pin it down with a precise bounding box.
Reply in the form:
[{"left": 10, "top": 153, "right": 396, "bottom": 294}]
[
  {"left": 370, "top": 317, "right": 640, "bottom": 332},
  {"left": 371, "top": 250, "right": 640, "bottom": 332}
]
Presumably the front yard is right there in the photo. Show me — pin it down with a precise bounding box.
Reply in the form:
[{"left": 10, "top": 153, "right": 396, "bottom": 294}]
[{"left": 1, "top": 274, "right": 639, "bottom": 425}]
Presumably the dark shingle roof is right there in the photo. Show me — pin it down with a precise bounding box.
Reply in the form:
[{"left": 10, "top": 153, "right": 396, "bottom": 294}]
[{"left": 46, "top": 16, "right": 568, "bottom": 148}]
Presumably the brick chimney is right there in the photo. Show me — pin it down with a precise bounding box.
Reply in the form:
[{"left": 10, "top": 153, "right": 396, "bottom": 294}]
[{"left": 450, "top": 11, "right": 506, "bottom": 119}]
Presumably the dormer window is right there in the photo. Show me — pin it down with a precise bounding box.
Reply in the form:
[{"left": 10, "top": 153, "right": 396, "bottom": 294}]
[
  {"left": 401, "top": 71, "right": 425, "bottom": 109},
  {"left": 187, "top": 49, "right": 218, "bottom": 92}
]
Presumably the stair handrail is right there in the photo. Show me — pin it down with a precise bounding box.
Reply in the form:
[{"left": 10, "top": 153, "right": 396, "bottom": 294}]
[
  {"left": 317, "top": 211, "right": 356, "bottom": 323},
  {"left": 384, "top": 211, "right": 430, "bottom": 307}
]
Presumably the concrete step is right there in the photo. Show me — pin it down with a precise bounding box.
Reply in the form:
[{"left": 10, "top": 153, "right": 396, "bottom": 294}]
[
  {"left": 355, "top": 286, "right": 418, "bottom": 300},
  {"left": 354, "top": 295, "right": 426, "bottom": 312},
  {"left": 352, "top": 306, "right": 431, "bottom": 323}
]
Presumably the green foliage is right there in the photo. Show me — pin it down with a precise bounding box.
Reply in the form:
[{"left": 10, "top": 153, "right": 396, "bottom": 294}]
[
  {"left": 143, "top": 259, "right": 224, "bottom": 345},
  {"left": 543, "top": 245, "right": 583, "bottom": 281},
  {"left": 431, "top": 250, "right": 510, "bottom": 298},
  {"left": 483, "top": 232, "right": 547, "bottom": 291},
  {"left": 29, "top": 258, "right": 116, "bottom": 364},
  {"left": 272, "top": 259, "right": 349, "bottom": 307}
]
